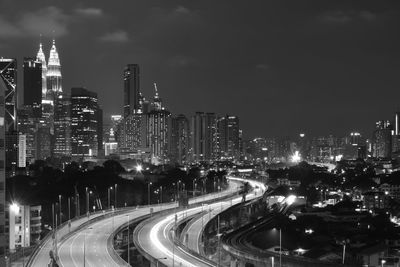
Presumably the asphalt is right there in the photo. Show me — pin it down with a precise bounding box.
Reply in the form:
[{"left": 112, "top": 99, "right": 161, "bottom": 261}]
[
  {"left": 53, "top": 181, "right": 240, "bottom": 267},
  {"left": 135, "top": 177, "right": 266, "bottom": 267}
]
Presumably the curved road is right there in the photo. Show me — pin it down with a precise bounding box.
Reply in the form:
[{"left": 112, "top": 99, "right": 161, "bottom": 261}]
[
  {"left": 56, "top": 181, "right": 240, "bottom": 267},
  {"left": 135, "top": 177, "right": 266, "bottom": 267}
]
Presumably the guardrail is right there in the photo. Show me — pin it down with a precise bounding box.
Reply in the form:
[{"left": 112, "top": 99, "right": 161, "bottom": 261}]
[{"left": 26, "top": 209, "right": 111, "bottom": 267}]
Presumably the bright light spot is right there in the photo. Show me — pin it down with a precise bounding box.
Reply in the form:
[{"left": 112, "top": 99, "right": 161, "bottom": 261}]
[
  {"left": 286, "top": 195, "right": 297, "bottom": 205},
  {"left": 299, "top": 133, "right": 305, "bottom": 138},
  {"left": 335, "top": 155, "right": 343, "bottom": 161},
  {"left": 10, "top": 203, "right": 19, "bottom": 213},
  {"left": 290, "top": 151, "right": 301, "bottom": 163},
  {"left": 135, "top": 164, "right": 143, "bottom": 172}
]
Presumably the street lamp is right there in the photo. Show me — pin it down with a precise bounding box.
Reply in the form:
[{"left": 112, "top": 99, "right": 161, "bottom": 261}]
[
  {"left": 381, "top": 259, "right": 386, "bottom": 267},
  {"left": 108, "top": 186, "right": 112, "bottom": 210},
  {"left": 279, "top": 228, "right": 282, "bottom": 267},
  {"left": 126, "top": 215, "right": 131, "bottom": 265},
  {"left": 85, "top": 187, "right": 89, "bottom": 217},
  {"left": 159, "top": 186, "right": 163, "bottom": 204},
  {"left": 192, "top": 179, "right": 196, "bottom": 197},
  {"left": 76, "top": 192, "right": 80, "bottom": 217},
  {"left": 148, "top": 182, "right": 152, "bottom": 205},
  {"left": 114, "top": 183, "right": 118, "bottom": 209},
  {"left": 58, "top": 195, "right": 62, "bottom": 225}
]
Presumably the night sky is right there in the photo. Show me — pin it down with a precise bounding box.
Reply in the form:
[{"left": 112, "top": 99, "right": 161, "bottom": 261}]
[{"left": 1, "top": 0, "right": 400, "bottom": 139}]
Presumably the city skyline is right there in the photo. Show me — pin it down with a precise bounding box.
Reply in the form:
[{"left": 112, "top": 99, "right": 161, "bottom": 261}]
[
  {"left": 1, "top": 1, "right": 400, "bottom": 138},
  {"left": 3, "top": 2, "right": 400, "bottom": 266}
]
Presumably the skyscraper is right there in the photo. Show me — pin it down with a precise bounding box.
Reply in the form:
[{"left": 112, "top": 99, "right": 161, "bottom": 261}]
[
  {"left": 0, "top": 59, "right": 7, "bottom": 264},
  {"left": 0, "top": 59, "right": 17, "bottom": 133},
  {"left": 123, "top": 64, "right": 140, "bottom": 117},
  {"left": 97, "top": 107, "right": 103, "bottom": 156},
  {"left": 71, "top": 87, "right": 98, "bottom": 158},
  {"left": 147, "top": 85, "right": 171, "bottom": 164},
  {"left": 118, "top": 114, "right": 147, "bottom": 154},
  {"left": 53, "top": 95, "right": 71, "bottom": 157},
  {"left": 23, "top": 57, "right": 42, "bottom": 118},
  {"left": 190, "top": 112, "right": 218, "bottom": 162},
  {"left": 393, "top": 111, "right": 400, "bottom": 153},
  {"left": 372, "top": 120, "right": 392, "bottom": 158},
  {"left": 17, "top": 106, "right": 37, "bottom": 164},
  {"left": 169, "top": 114, "right": 189, "bottom": 164},
  {"left": 0, "top": 59, "right": 18, "bottom": 175},
  {"left": 217, "top": 115, "right": 240, "bottom": 160},
  {"left": 36, "top": 42, "right": 47, "bottom": 99},
  {"left": 46, "top": 40, "right": 62, "bottom": 100}
]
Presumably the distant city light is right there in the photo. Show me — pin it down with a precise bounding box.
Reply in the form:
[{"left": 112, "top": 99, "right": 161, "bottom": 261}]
[
  {"left": 290, "top": 151, "right": 301, "bottom": 163},
  {"left": 10, "top": 203, "right": 19, "bottom": 214},
  {"left": 335, "top": 155, "right": 343, "bottom": 161},
  {"left": 136, "top": 164, "right": 143, "bottom": 172},
  {"left": 286, "top": 195, "right": 297, "bottom": 205}
]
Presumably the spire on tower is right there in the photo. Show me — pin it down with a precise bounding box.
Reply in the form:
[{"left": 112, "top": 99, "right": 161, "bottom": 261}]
[
  {"left": 153, "top": 82, "right": 162, "bottom": 110},
  {"left": 154, "top": 82, "right": 159, "bottom": 98},
  {"left": 47, "top": 38, "right": 62, "bottom": 94},
  {"left": 36, "top": 35, "right": 48, "bottom": 99}
]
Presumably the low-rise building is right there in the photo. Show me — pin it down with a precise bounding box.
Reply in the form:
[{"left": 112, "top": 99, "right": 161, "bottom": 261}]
[{"left": 8, "top": 204, "right": 41, "bottom": 251}]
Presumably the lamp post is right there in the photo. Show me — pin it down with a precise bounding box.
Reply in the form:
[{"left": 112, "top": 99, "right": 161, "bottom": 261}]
[
  {"left": 217, "top": 215, "right": 221, "bottom": 267},
  {"left": 67, "top": 197, "right": 71, "bottom": 221},
  {"left": 76, "top": 193, "right": 80, "bottom": 217},
  {"left": 176, "top": 180, "right": 181, "bottom": 202},
  {"left": 148, "top": 182, "right": 152, "bottom": 205},
  {"left": 108, "top": 186, "right": 112, "bottom": 210},
  {"left": 126, "top": 215, "right": 131, "bottom": 265},
  {"left": 114, "top": 183, "right": 118, "bottom": 209},
  {"left": 279, "top": 228, "right": 282, "bottom": 267},
  {"left": 159, "top": 186, "right": 163, "bottom": 204},
  {"left": 342, "top": 241, "right": 346, "bottom": 265},
  {"left": 193, "top": 179, "right": 196, "bottom": 197},
  {"left": 58, "top": 195, "right": 62, "bottom": 225},
  {"left": 85, "top": 187, "right": 89, "bottom": 217}
]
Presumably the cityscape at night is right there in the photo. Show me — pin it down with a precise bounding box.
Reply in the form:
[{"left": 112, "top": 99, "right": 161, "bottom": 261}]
[{"left": 1, "top": 1, "right": 400, "bottom": 267}]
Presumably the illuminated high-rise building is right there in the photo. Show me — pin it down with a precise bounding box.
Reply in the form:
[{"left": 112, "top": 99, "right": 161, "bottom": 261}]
[
  {"left": 17, "top": 106, "right": 37, "bottom": 164},
  {"left": 190, "top": 112, "right": 218, "bottom": 162},
  {"left": 169, "top": 114, "right": 189, "bottom": 164},
  {"left": 23, "top": 57, "right": 42, "bottom": 118},
  {"left": 53, "top": 95, "right": 71, "bottom": 157},
  {"left": 71, "top": 87, "right": 98, "bottom": 158},
  {"left": 0, "top": 59, "right": 18, "bottom": 175},
  {"left": 372, "top": 120, "right": 392, "bottom": 158},
  {"left": 217, "top": 115, "right": 240, "bottom": 160},
  {"left": 393, "top": 111, "right": 400, "bottom": 153},
  {"left": 0, "top": 59, "right": 7, "bottom": 263},
  {"left": 36, "top": 42, "right": 47, "bottom": 99},
  {"left": 123, "top": 64, "right": 140, "bottom": 117},
  {"left": 147, "top": 85, "right": 171, "bottom": 164},
  {"left": 0, "top": 59, "right": 17, "bottom": 133},
  {"left": 46, "top": 39, "right": 62, "bottom": 100}
]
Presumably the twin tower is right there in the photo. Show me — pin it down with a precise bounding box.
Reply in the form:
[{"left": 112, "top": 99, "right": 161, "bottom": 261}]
[{"left": 36, "top": 39, "right": 62, "bottom": 103}]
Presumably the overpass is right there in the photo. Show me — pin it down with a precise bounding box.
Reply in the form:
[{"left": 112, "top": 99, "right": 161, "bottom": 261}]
[{"left": 133, "top": 177, "right": 266, "bottom": 267}]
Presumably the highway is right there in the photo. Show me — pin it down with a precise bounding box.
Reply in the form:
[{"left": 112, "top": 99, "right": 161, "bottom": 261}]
[
  {"left": 54, "top": 181, "right": 240, "bottom": 267},
  {"left": 29, "top": 211, "right": 113, "bottom": 267},
  {"left": 135, "top": 177, "right": 266, "bottom": 267}
]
